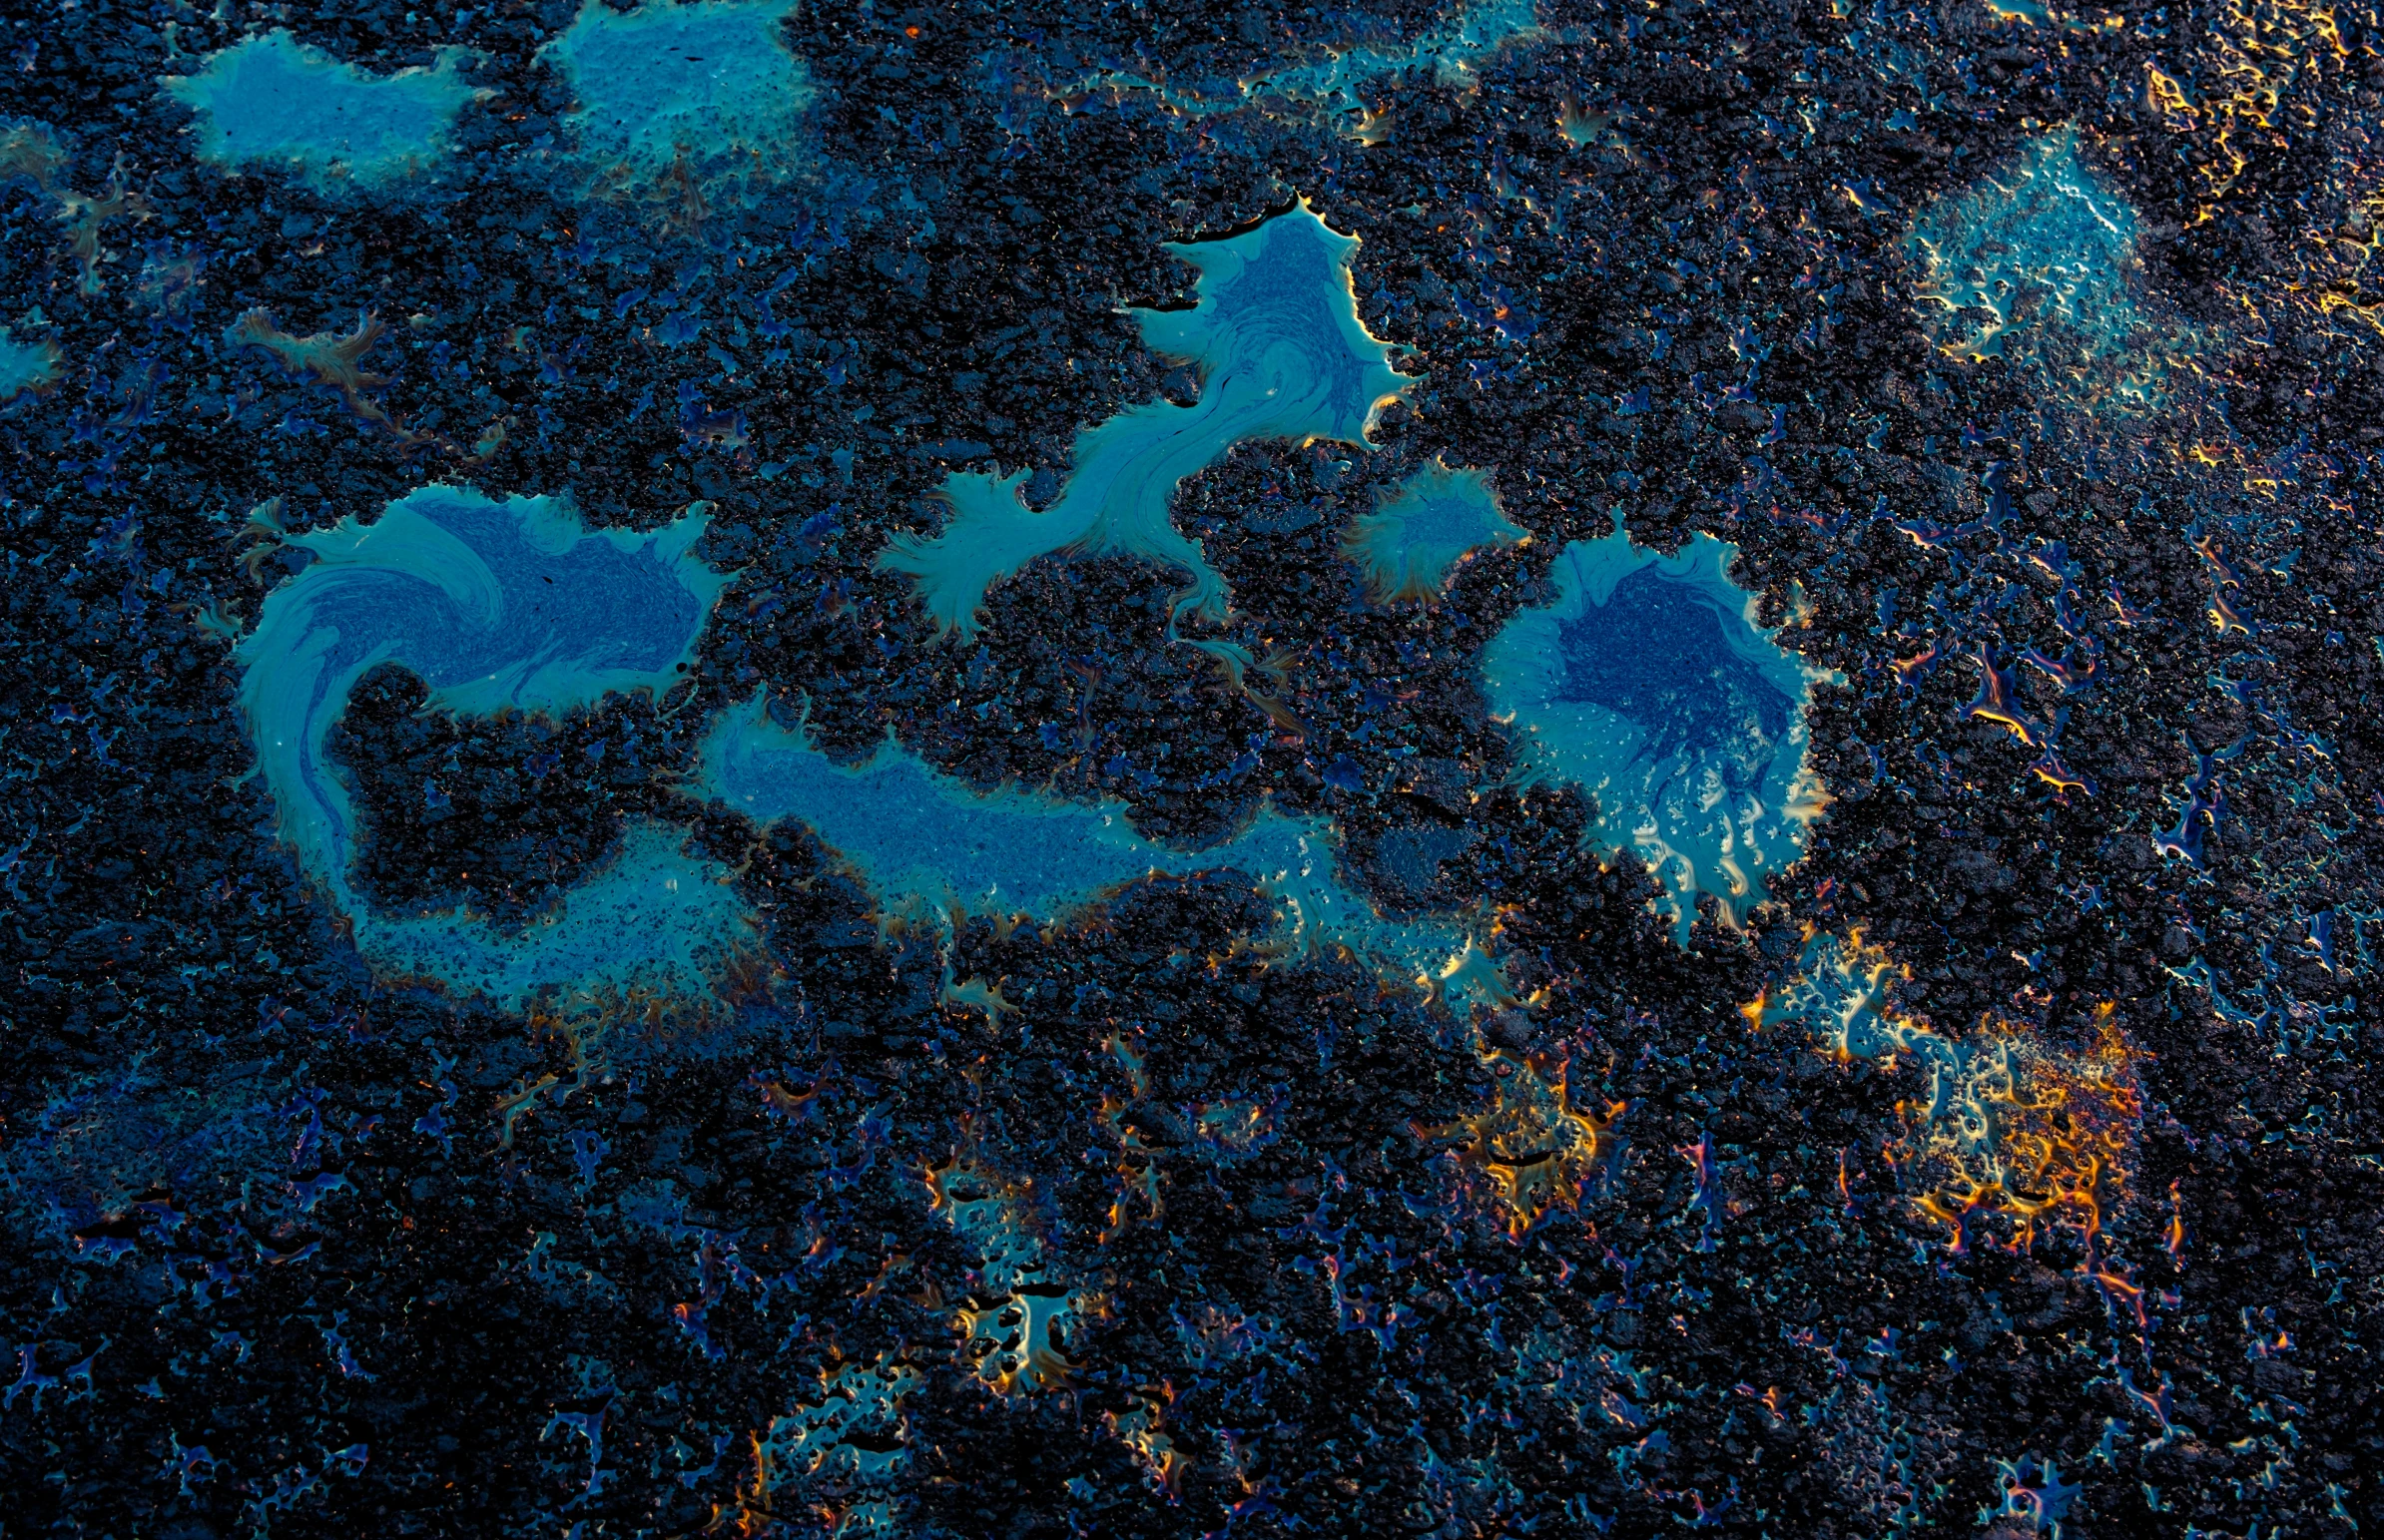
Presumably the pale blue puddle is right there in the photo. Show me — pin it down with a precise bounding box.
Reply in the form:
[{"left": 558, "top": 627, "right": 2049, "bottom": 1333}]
[
  {"left": 235, "top": 487, "right": 741, "bottom": 1005},
  {"left": 696, "top": 694, "right": 1509, "bottom": 1010},
  {"left": 538, "top": 0, "right": 815, "bottom": 202},
  {"left": 1483, "top": 519, "right": 1830, "bottom": 943},
  {"left": 235, "top": 485, "right": 1506, "bottom": 1011},
  {"left": 160, "top": 30, "right": 483, "bottom": 195},
  {"left": 0, "top": 327, "right": 60, "bottom": 404},
  {"left": 880, "top": 200, "right": 1415, "bottom": 640},
  {"left": 1344, "top": 459, "right": 1524, "bottom": 600},
  {"left": 1908, "top": 127, "right": 2205, "bottom": 408}
]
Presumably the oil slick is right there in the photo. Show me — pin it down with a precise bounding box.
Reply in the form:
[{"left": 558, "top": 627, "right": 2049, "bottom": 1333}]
[
  {"left": 538, "top": 0, "right": 816, "bottom": 204},
  {"left": 695, "top": 693, "right": 1511, "bottom": 1009},
  {"left": 1484, "top": 517, "right": 1828, "bottom": 943},
  {"left": 880, "top": 200, "right": 1414, "bottom": 640},
  {"left": 0, "top": 326, "right": 62, "bottom": 405},
  {"left": 161, "top": 30, "right": 484, "bottom": 195},
  {"left": 236, "top": 484, "right": 1510, "bottom": 1012},
  {"left": 1753, "top": 931, "right": 2142, "bottom": 1256},
  {"left": 234, "top": 487, "right": 741, "bottom": 1006},
  {"left": 1343, "top": 458, "right": 1524, "bottom": 601}
]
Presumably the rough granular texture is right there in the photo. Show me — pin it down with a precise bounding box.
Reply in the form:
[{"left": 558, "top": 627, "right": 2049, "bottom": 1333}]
[{"left": 4, "top": 0, "right": 2383, "bottom": 1535}]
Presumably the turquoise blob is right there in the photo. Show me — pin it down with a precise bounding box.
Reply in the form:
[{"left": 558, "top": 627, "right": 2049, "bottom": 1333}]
[
  {"left": 1343, "top": 459, "right": 1525, "bottom": 600},
  {"left": 879, "top": 200, "right": 1415, "bottom": 640},
  {"left": 235, "top": 486, "right": 739, "bottom": 1005},
  {"left": 0, "top": 327, "right": 60, "bottom": 404},
  {"left": 1484, "top": 520, "right": 1828, "bottom": 943},
  {"left": 700, "top": 697, "right": 1179, "bottom": 922},
  {"left": 160, "top": 30, "right": 482, "bottom": 195},
  {"left": 538, "top": 0, "right": 815, "bottom": 202},
  {"left": 695, "top": 694, "right": 1508, "bottom": 1009},
  {"left": 357, "top": 820, "right": 755, "bottom": 1009}
]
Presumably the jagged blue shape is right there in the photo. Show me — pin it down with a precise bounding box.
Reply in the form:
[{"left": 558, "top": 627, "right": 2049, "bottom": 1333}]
[
  {"left": 0, "top": 327, "right": 61, "bottom": 404},
  {"left": 160, "top": 30, "right": 482, "bottom": 195},
  {"left": 1907, "top": 127, "right": 2204, "bottom": 408},
  {"left": 879, "top": 199, "right": 1415, "bottom": 639},
  {"left": 1484, "top": 518, "right": 1827, "bottom": 942},
  {"left": 1344, "top": 458, "right": 1524, "bottom": 600},
  {"left": 695, "top": 693, "right": 1509, "bottom": 1008},
  {"left": 234, "top": 486, "right": 742, "bottom": 1005},
  {"left": 538, "top": 0, "right": 815, "bottom": 201}
]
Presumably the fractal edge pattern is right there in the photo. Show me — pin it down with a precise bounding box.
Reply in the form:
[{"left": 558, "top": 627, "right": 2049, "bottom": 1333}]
[{"left": 12, "top": 0, "right": 2384, "bottom": 1535}]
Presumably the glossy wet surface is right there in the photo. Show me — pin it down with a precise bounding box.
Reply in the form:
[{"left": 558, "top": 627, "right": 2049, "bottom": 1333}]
[
  {"left": 880, "top": 201, "right": 1413, "bottom": 638},
  {"left": 1484, "top": 519, "right": 1824, "bottom": 939}
]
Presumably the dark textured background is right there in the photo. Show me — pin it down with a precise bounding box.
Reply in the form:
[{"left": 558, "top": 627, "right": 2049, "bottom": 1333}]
[{"left": 3, "top": 0, "right": 2380, "bottom": 1533}]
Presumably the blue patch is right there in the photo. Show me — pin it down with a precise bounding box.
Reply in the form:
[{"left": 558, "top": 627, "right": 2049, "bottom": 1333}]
[
  {"left": 1344, "top": 459, "right": 1524, "bottom": 600},
  {"left": 1907, "top": 128, "right": 2208, "bottom": 409},
  {"left": 879, "top": 200, "right": 1416, "bottom": 639},
  {"left": 1484, "top": 519, "right": 1830, "bottom": 942},
  {"left": 234, "top": 487, "right": 740, "bottom": 1005},
  {"left": 160, "top": 30, "right": 482, "bottom": 195},
  {"left": 538, "top": 0, "right": 816, "bottom": 204},
  {"left": 1551, "top": 567, "right": 1794, "bottom": 803},
  {"left": 694, "top": 695, "right": 1508, "bottom": 1009},
  {"left": 0, "top": 326, "right": 61, "bottom": 404}
]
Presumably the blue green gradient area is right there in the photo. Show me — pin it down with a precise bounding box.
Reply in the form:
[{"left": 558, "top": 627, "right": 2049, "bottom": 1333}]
[
  {"left": 160, "top": 30, "right": 482, "bottom": 195},
  {"left": 1484, "top": 521, "right": 1827, "bottom": 942},
  {"left": 696, "top": 695, "right": 1508, "bottom": 1008},
  {"left": 234, "top": 486, "right": 1504, "bottom": 1010},
  {"left": 235, "top": 487, "right": 742, "bottom": 1005},
  {"left": 1344, "top": 459, "right": 1524, "bottom": 601},
  {"left": 0, "top": 327, "right": 60, "bottom": 404},
  {"left": 538, "top": 0, "right": 815, "bottom": 201},
  {"left": 880, "top": 200, "right": 1415, "bottom": 640},
  {"left": 1908, "top": 127, "right": 2204, "bottom": 408}
]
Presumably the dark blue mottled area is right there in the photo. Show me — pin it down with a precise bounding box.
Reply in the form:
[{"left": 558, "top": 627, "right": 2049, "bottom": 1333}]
[{"left": 1553, "top": 566, "right": 1794, "bottom": 796}]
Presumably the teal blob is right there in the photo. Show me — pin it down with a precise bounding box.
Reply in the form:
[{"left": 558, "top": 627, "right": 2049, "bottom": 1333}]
[
  {"left": 879, "top": 200, "right": 1416, "bottom": 639},
  {"left": 1484, "top": 521, "right": 1828, "bottom": 943},
  {"left": 538, "top": 0, "right": 815, "bottom": 202},
  {"left": 695, "top": 695, "right": 1507, "bottom": 1010},
  {"left": 700, "top": 697, "right": 1173, "bottom": 921},
  {"left": 160, "top": 30, "right": 482, "bottom": 195},
  {"left": 357, "top": 821, "right": 755, "bottom": 1009},
  {"left": 0, "top": 327, "right": 60, "bottom": 404},
  {"left": 234, "top": 485, "right": 739, "bottom": 1005},
  {"left": 1344, "top": 459, "right": 1524, "bottom": 600}
]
